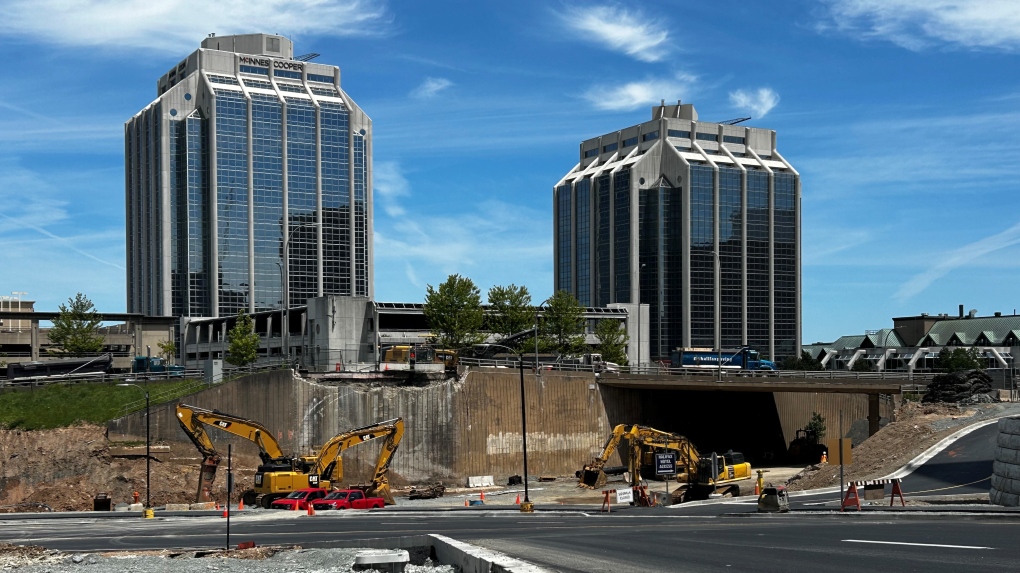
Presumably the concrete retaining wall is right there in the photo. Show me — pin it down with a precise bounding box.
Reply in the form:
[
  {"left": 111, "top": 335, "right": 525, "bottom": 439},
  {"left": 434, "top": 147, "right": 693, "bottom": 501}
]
[
  {"left": 990, "top": 416, "right": 1020, "bottom": 506},
  {"left": 108, "top": 369, "right": 634, "bottom": 485}
]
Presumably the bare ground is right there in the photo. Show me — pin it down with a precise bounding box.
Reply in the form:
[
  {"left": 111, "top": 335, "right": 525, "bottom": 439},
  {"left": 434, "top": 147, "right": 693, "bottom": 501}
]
[{"left": 786, "top": 401, "right": 1012, "bottom": 491}]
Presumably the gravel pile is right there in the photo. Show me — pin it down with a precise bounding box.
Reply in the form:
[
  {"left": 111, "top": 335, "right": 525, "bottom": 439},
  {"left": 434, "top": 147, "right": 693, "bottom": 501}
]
[
  {"left": 922, "top": 370, "right": 994, "bottom": 404},
  {"left": 0, "top": 546, "right": 455, "bottom": 573}
]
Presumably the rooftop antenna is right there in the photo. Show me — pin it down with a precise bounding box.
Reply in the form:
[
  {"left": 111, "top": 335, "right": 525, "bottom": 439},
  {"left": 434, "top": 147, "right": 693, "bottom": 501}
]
[
  {"left": 296, "top": 53, "right": 320, "bottom": 62},
  {"left": 720, "top": 117, "right": 751, "bottom": 125}
]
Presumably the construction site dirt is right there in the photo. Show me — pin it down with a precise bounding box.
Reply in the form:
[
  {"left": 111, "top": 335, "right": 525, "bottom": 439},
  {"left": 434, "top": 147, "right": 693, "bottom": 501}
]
[{"left": 1, "top": 400, "right": 1015, "bottom": 513}]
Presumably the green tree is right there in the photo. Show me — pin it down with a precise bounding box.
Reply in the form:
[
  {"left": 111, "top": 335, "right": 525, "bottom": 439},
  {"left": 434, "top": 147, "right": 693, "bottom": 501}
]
[
  {"left": 423, "top": 274, "right": 485, "bottom": 349},
  {"left": 157, "top": 339, "right": 177, "bottom": 364},
  {"left": 851, "top": 358, "right": 874, "bottom": 372},
  {"left": 779, "top": 351, "right": 824, "bottom": 371},
  {"left": 540, "top": 290, "right": 586, "bottom": 355},
  {"left": 804, "top": 412, "right": 826, "bottom": 442},
  {"left": 594, "top": 319, "right": 629, "bottom": 365},
  {"left": 935, "top": 347, "right": 982, "bottom": 372},
  {"left": 226, "top": 310, "right": 260, "bottom": 367},
  {"left": 48, "top": 293, "right": 104, "bottom": 357},
  {"left": 487, "top": 284, "right": 533, "bottom": 350}
]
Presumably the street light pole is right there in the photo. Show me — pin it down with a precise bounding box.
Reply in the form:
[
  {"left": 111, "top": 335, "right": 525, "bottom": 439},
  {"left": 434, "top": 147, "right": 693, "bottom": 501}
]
[
  {"left": 488, "top": 342, "right": 535, "bottom": 512},
  {"left": 282, "top": 222, "right": 320, "bottom": 366},
  {"left": 117, "top": 383, "right": 150, "bottom": 508}
]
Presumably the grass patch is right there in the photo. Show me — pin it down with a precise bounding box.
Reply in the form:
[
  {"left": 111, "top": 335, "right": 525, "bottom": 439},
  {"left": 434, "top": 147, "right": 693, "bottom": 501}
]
[{"left": 0, "top": 379, "right": 200, "bottom": 430}]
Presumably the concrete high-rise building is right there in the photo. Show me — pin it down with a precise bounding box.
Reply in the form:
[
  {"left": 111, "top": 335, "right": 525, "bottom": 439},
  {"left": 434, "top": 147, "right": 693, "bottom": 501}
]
[
  {"left": 554, "top": 102, "right": 800, "bottom": 361},
  {"left": 126, "top": 33, "right": 372, "bottom": 318}
]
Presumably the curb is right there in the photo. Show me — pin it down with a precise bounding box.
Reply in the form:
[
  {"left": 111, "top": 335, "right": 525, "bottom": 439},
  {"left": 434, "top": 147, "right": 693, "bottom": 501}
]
[{"left": 333, "top": 534, "right": 552, "bottom": 573}]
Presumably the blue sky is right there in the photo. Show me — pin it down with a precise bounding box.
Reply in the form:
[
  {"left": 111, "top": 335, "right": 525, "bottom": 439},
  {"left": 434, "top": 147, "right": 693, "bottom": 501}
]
[{"left": 0, "top": 0, "right": 1018, "bottom": 344}]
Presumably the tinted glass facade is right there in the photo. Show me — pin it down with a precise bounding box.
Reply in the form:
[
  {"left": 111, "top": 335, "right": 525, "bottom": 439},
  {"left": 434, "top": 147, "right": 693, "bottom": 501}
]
[
  {"left": 554, "top": 110, "right": 799, "bottom": 361},
  {"left": 126, "top": 39, "right": 373, "bottom": 318}
]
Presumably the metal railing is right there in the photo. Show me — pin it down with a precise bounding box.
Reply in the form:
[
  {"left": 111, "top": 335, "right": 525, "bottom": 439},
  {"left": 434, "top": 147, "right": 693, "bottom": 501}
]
[{"left": 458, "top": 357, "right": 939, "bottom": 382}]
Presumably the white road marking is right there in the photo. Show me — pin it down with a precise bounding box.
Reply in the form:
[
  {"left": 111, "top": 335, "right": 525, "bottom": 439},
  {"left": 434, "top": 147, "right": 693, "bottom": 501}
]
[{"left": 842, "top": 539, "right": 991, "bottom": 550}]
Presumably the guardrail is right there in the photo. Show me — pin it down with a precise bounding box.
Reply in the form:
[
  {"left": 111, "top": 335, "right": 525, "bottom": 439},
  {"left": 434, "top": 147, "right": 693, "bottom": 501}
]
[{"left": 457, "top": 357, "right": 939, "bottom": 382}]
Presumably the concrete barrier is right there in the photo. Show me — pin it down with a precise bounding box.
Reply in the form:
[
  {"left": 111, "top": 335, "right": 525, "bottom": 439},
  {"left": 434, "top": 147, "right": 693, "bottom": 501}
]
[
  {"left": 343, "top": 535, "right": 550, "bottom": 573},
  {"left": 467, "top": 476, "right": 494, "bottom": 488},
  {"left": 991, "top": 416, "right": 1020, "bottom": 506}
]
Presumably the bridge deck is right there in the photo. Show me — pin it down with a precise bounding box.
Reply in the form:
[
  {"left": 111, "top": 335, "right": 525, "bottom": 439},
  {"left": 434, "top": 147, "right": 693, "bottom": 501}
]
[{"left": 598, "top": 372, "right": 904, "bottom": 394}]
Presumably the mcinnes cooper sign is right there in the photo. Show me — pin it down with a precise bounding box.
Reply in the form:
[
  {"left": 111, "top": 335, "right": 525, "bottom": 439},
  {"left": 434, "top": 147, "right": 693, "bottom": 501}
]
[{"left": 237, "top": 55, "right": 304, "bottom": 71}]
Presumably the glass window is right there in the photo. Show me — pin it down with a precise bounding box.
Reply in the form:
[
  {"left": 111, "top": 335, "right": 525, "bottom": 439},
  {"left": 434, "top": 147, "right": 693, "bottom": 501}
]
[
  {"left": 240, "top": 65, "right": 269, "bottom": 76},
  {"left": 311, "top": 87, "right": 339, "bottom": 97},
  {"left": 308, "top": 73, "right": 334, "bottom": 84},
  {"left": 622, "top": 136, "right": 638, "bottom": 147},
  {"left": 696, "top": 132, "right": 718, "bottom": 142},
  {"left": 275, "top": 70, "right": 302, "bottom": 80},
  {"left": 243, "top": 78, "right": 274, "bottom": 90},
  {"left": 674, "top": 145, "right": 691, "bottom": 152},
  {"left": 602, "top": 142, "right": 618, "bottom": 153},
  {"left": 556, "top": 184, "right": 572, "bottom": 292},
  {"left": 575, "top": 178, "right": 591, "bottom": 306},
  {"left": 723, "top": 135, "right": 745, "bottom": 144},
  {"left": 668, "top": 129, "right": 691, "bottom": 139},
  {"left": 583, "top": 148, "right": 599, "bottom": 158},
  {"left": 642, "top": 131, "right": 659, "bottom": 141},
  {"left": 277, "top": 83, "right": 306, "bottom": 93},
  {"left": 208, "top": 75, "right": 239, "bottom": 85}
]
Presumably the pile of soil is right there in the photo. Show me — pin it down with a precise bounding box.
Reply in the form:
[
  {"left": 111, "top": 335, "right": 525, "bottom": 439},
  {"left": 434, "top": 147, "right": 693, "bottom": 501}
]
[
  {"left": 923, "top": 370, "right": 994, "bottom": 403},
  {"left": 786, "top": 401, "right": 972, "bottom": 491},
  {"left": 0, "top": 424, "right": 261, "bottom": 512}
]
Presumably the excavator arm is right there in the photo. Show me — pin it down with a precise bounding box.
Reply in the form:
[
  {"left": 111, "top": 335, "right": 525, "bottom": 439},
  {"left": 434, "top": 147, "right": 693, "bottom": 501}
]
[
  {"left": 310, "top": 417, "right": 404, "bottom": 505},
  {"left": 175, "top": 403, "right": 293, "bottom": 502},
  {"left": 578, "top": 424, "right": 629, "bottom": 488}
]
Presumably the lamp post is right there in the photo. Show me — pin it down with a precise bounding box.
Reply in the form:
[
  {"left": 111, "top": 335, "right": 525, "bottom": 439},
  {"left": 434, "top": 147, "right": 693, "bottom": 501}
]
[
  {"left": 117, "top": 383, "right": 150, "bottom": 508},
  {"left": 281, "top": 222, "right": 320, "bottom": 366},
  {"left": 487, "top": 341, "right": 535, "bottom": 512},
  {"left": 534, "top": 297, "right": 553, "bottom": 375}
]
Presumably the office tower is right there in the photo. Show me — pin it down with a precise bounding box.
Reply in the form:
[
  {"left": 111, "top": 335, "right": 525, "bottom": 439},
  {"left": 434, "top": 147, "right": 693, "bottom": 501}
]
[
  {"left": 126, "top": 33, "right": 372, "bottom": 318},
  {"left": 554, "top": 102, "right": 800, "bottom": 360}
]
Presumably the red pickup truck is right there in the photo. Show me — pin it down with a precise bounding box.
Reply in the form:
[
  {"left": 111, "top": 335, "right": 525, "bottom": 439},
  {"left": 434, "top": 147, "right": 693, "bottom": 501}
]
[
  {"left": 310, "top": 489, "right": 385, "bottom": 510},
  {"left": 269, "top": 488, "right": 330, "bottom": 510}
]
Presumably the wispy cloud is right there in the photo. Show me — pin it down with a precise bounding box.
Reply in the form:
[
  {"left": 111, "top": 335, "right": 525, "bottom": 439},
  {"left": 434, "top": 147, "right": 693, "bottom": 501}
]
[
  {"left": 0, "top": 212, "right": 123, "bottom": 270},
  {"left": 374, "top": 198, "right": 553, "bottom": 302},
  {"left": 729, "top": 88, "right": 780, "bottom": 118},
  {"left": 373, "top": 161, "right": 411, "bottom": 217},
  {"left": 583, "top": 73, "right": 698, "bottom": 111},
  {"left": 818, "top": 0, "right": 1020, "bottom": 51},
  {"left": 0, "top": 0, "right": 391, "bottom": 54},
  {"left": 557, "top": 4, "right": 670, "bottom": 62},
  {"left": 411, "top": 77, "right": 453, "bottom": 99},
  {"left": 895, "top": 221, "right": 1020, "bottom": 301}
]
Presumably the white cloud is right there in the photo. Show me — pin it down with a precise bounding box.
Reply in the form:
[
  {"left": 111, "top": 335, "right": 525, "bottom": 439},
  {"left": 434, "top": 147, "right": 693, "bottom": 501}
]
[
  {"left": 558, "top": 4, "right": 670, "bottom": 62},
  {"left": 583, "top": 73, "right": 697, "bottom": 111},
  {"left": 819, "top": 0, "right": 1020, "bottom": 51},
  {"left": 895, "top": 221, "right": 1020, "bottom": 301},
  {"left": 411, "top": 77, "right": 453, "bottom": 99},
  {"left": 373, "top": 161, "right": 411, "bottom": 218},
  {"left": 0, "top": 0, "right": 391, "bottom": 54},
  {"left": 729, "top": 88, "right": 780, "bottom": 118}
]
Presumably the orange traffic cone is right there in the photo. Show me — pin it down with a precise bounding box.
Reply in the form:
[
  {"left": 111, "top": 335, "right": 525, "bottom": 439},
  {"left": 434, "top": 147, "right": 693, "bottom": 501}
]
[
  {"left": 821, "top": 452, "right": 828, "bottom": 464},
  {"left": 222, "top": 507, "right": 228, "bottom": 518},
  {"left": 307, "top": 503, "right": 315, "bottom": 516},
  {"left": 515, "top": 494, "right": 521, "bottom": 504},
  {"left": 238, "top": 498, "right": 244, "bottom": 510},
  {"left": 464, "top": 499, "right": 468, "bottom": 507},
  {"left": 754, "top": 483, "right": 760, "bottom": 495},
  {"left": 480, "top": 490, "right": 485, "bottom": 502}
]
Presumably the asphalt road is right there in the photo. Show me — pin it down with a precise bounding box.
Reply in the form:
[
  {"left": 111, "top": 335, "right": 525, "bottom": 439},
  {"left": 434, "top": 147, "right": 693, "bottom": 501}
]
[
  {"left": 4, "top": 511, "right": 1020, "bottom": 572},
  {"left": 900, "top": 421, "right": 996, "bottom": 496}
]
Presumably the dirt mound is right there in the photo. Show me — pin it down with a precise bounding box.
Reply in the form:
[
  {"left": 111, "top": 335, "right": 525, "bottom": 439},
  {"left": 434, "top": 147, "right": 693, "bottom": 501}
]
[
  {"left": 786, "top": 401, "right": 975, "bottom": 491},
  {"left": 0, "top": 424, "right": 260, "bottom": 511}
]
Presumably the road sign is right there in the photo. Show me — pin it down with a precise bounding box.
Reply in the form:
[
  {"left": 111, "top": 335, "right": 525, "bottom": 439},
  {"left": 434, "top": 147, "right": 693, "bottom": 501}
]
[
  {"left": 616, "top": 488, "right": 634, "bottom": 504},
  {"left": 655, "top": 452, "right": 678, "bottom": 475}
]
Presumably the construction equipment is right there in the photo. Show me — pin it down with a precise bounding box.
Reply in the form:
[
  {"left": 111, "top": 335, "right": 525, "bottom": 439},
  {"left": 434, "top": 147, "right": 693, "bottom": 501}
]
[
  {"left": 578, "top": 424, "right": 752, "bottom": 502},
  {"left": 175, "top": 404, "right": 404, "bottom": 507}
]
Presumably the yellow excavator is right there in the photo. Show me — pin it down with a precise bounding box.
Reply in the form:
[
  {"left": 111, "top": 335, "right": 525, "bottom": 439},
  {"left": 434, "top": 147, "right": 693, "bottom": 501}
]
[
  {"left": 175, "top": 404, "right": 404, "bottom": 508},
  {"left": 578, "top": 424, "right": 752, "bottom": 502}
]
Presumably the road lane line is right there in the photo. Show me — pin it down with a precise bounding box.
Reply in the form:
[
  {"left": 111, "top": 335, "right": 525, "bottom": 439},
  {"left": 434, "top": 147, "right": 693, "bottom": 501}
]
[{"left": 843, "top": 539, "right": 990, "bottom": 550}]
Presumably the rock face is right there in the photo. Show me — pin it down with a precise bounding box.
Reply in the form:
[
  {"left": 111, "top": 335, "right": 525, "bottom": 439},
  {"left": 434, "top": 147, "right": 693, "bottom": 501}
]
[
  {"left": 990, "top": 417, "right": 1020, "bottom": 506},
  {"left": 922, "top": 370, "right": 993, "bottom": 404}
]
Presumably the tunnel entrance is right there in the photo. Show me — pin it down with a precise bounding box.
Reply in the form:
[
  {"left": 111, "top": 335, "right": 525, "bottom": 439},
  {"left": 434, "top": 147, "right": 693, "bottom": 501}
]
[{"left": 607, "top": 389, "right": 789, "bottom": 465}]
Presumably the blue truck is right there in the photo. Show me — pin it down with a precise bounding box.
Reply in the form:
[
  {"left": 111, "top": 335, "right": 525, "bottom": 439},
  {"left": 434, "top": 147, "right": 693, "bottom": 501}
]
[
  {"left": 670, "top": 348, "right": 777, "bottom": 371},
  {"left": 132, "top": 356, "right": 185, "bottom": 378}
]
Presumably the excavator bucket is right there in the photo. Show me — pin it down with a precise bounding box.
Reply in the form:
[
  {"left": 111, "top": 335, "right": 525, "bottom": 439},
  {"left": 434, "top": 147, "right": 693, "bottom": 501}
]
[{"left": 579, "top": 467, "right": 606, "bottom": 489}]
